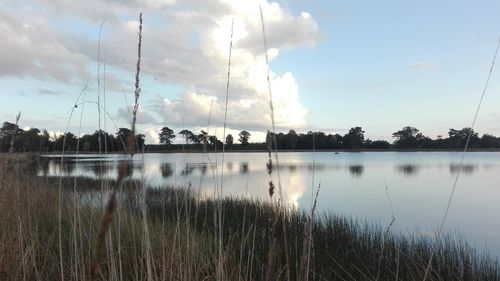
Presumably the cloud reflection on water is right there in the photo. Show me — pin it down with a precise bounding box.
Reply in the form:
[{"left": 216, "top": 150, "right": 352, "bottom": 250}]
[{"left": 35, "top": 152, "right": 500, "bottom": 258}]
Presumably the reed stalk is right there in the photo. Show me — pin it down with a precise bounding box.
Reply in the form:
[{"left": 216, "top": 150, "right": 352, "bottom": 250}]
[
  {"left": 423, "top": 36, "right": 500, "bottom": 281},
  {"left": 89, "top": 12, "right": 143, "bottom": 281},
  {"left": 8, "top": 112, "right": 21, "bottom": 153},
  {"left": 299, "top": 183, "right": 320, "bottom": 281},
  {"left": 260, "top": 6, "right": 291, "bottom": 280}
]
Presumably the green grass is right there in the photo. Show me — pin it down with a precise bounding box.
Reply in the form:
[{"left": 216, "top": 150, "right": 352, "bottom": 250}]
[{"left": 1, "top": 154, "right": 499, "bottom": 280}]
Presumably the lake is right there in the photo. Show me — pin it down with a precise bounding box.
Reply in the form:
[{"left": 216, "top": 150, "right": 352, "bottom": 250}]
[{"left": 39, "top": 151, "right": 500, "bottom": 257}]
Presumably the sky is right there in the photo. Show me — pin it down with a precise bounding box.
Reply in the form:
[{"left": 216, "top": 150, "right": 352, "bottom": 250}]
[{"left": 1, "top": 0, "right": 500, "bottom": 144}]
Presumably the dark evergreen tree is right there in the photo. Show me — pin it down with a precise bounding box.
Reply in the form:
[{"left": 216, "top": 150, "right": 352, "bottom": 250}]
[
  {"left": 239, "top": 130, "right": 251, "bottom": 146},
  {"left": 159, "top": 127, "right": 175, "bottom": 145}
]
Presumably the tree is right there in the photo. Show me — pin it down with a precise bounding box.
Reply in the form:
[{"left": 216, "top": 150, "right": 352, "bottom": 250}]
[
  {"left": 81, "top": 134, "right": 94, "bottom": 152},
  {"left": 208, "top": 135, "right": 217, "bottom": 146},
  {"left": 136, "top": 134, "right": 146, "bottom": 151},
  {"left": 198, "top": 130, "right": 208, "bottom": 147},
  {"left": 480, "top": 134, "right": 500, "bottom": 148},
  {"left": 392, "top": 126, "right": 426, "bottom": 149},
  {"left": 447, "top": 128, "right": 479, "bottom": 148},
  {"left": 342, "top": 127, "right": 365, "bottom": 149},
  {"left": 209, "top": 135, "right": 223, "bottom": 149},
  {"left": 314, "top": 131, "right": 329, "bottom": 149},
  {"left": 179, "top": 129, "right": 193, "bottom": 145},
  {"left": 40, "top": 130, "right": 51, "bottom": 152},
  {"left": 189, "top": 133, "right": 201, "bottom": 145},
  {"left": 54, "top": 132, "right": 77, "bottom": 152},
  {"left": 79, "top": 130, "right": 118, "bottom": 152},
  {"left": 225, "top": 134, "right": 233, "bottom": 148},
  {"left": 300, "top": 131, "right": 315, "bottom": 149},
  {"left": 0, "top": 121, "right": 20, "bottom": 151},
  {"left": 159, "top": 127, "right": 175, "bottom": 145},
  {"left": 91, "top": 130, "right": 108, "bottom": 152},
  {"left": 0, "top": 122, "right": 18, "bottom": 137},
  {"left": 23, "top": 128, "right": 41, "bottom": 152},
  {"left": 367, "top": 140, "right": 391, "bottom": 149},
  {"left": 238, "top": 130, "right": 251, "bottom": 146},
  {"left": 89, "top": 130, "right": 102, "bottom": 151},
  {"left": 286, "top": 130, "right": 299, "bottom": 149},
  {"left": 116, "top": 128, "right": 132, "bottom": 151},
  {"left": 327, "top": 133, "right": 343, "bottom": 149}
]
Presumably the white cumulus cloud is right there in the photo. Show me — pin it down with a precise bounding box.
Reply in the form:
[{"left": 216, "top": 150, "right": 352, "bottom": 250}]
[{"left": 1, "top": 0, "right": 319, "bottom": 139}]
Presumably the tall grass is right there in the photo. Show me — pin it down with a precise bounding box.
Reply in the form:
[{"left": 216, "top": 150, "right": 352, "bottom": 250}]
[{"left": 1, "top": 160, "right": 499, "bottom": 280}]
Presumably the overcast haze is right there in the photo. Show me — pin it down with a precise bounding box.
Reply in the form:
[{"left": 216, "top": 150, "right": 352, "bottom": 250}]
[{"left": 1, "top": 0, "right": 500, "bottom": 144}]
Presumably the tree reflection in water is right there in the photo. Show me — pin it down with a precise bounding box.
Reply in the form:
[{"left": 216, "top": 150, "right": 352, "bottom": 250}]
[
  {"left": 240, "top": 162, "right": 249, "bottom": 174},
  {"left": 37, "top": 158, "right": 50, "bottom": 176},
  {"left": 117, "top": 160, "right": 134, "bottom": 178},
  {"left": 200, "top": 163, "right": 208, "bottom": 176},
  {"left": 449, "top": 163, "right": 476, "bottom": 175},
  {"left": 396, "top": 164, "right": 419, "bottom": 176},
  {"left": 348, "top": 165, "right": 364, "bottom": 177},
  {"left": 160, "top": 163, "right": 173, "bottom": 178},
  {"left": 181, "top": 164, "right": 195, "bottom": 176},
  {"left": 94, "top": 163, "right": 109, "bottom": 176}
]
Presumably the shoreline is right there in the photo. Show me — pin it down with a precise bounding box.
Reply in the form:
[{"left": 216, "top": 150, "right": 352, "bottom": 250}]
[
  {"left": 24, "top": 148, "right": 500, "bottom": 156},
  {"left": 5, "top": 148, "right": 499, "bottom": 157},
  {"left": 52, "top": 148, "right": 500, "bottom": 154}
]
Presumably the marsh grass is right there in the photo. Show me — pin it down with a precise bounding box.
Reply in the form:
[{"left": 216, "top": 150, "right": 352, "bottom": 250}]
[{"left": 1, "top": 161, "right": 499, "bottom": 280}]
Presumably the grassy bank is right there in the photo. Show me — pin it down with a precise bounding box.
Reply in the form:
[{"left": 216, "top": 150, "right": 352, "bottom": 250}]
[{"left": 1, "top": 154, "right": 499, "bottom": 280}]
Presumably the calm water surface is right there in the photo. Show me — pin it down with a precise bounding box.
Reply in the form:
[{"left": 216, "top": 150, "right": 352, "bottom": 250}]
[{"left": 40, "top": 152, "right": 500, "bottom": 257}]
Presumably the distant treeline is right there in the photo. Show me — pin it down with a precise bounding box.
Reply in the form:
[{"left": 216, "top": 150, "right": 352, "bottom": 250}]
[
  {"left": 0, "top": 121, "right": 145, "bottom": 153},
  {"left": 149, "top": 126, "right": 500, "bottom": 151},
  {"left": 265, "top": 126, "right": 500, "bottom": 150},
  {"left": 2, "top": 120, "right": 500, "bottom": 153}
]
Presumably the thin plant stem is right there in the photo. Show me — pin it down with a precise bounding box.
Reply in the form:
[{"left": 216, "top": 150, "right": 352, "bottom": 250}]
[
  {"left": 217, "top": 18, "right": 234, "bottom": 281},
  {"left": 58, "top": 80, "right": 90, "bottom": 281},
  {"left": 260, "top": 5, "right": 291, "bottom": 280},
  {"left": 375, "top": 180, "right": 396, "bottom": 281},
  {"left": 8, "top": 112, "right": 21, "bottom": 153},
  {"left": 422, "top": 36, "right": 500, "bottom": 281},
  {"left": 97, "top": 21, "right": 105, "bottom": 200},
  {"left": 71, "top": 81, "right": 87, "bottom": 281},
  {"left": 90, "top": 12, "right": 143, "bottom": 281}
]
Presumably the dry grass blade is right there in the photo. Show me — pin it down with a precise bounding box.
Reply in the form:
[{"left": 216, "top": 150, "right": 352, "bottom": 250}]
[
  {"left": 260, "top": 5, "right": 291, "bottom": 280},
  {"left": 90, "top": 189, "right": 117, "bottom": 279},
  {"left": 8, "top": 112, "right": 21, "bottom": 153},
  {"left": 129, "top": 13, "right": 143, "bottom": 155},
  {"left": 300, "top": 183, "right": 321, "bottom": 281},
  {"left": 90, "top": 12, "right": 143, "bottom": 281},
  {"left": 375, "top": 181, "right": 396, "bottom": 281},
  {"left": 266, "top": 131, "right": 274, "bottom": 198},
  {"left": 217, "top": 18, "right": 234, "bottom": 281},
  {"left": 97, "top": 20, "right": 105, "bottom": 159},
  {"left": 57, "top": 80, "right": 90, "bottom": 281}
]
